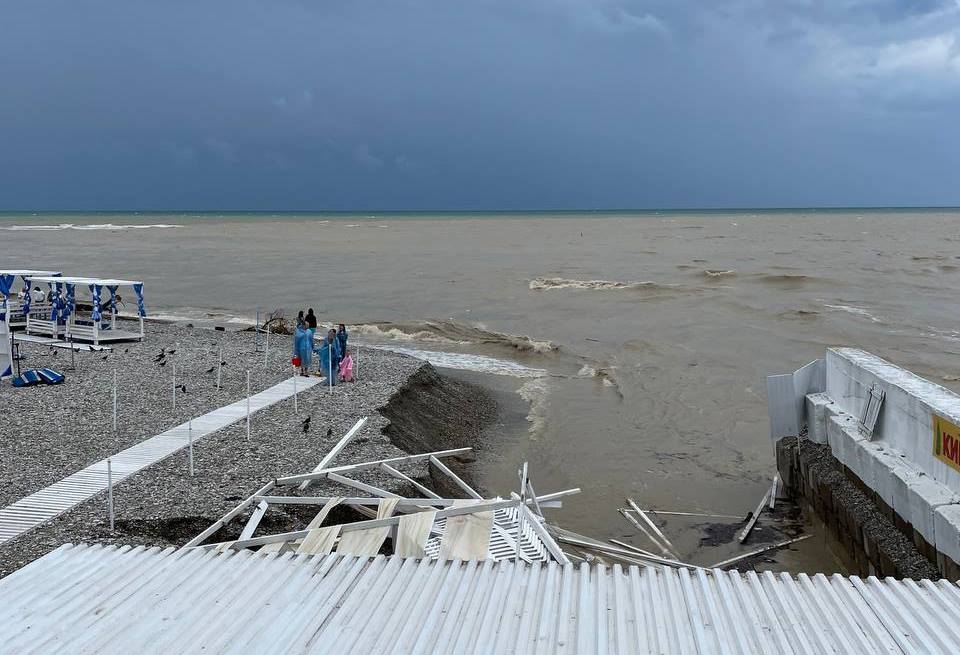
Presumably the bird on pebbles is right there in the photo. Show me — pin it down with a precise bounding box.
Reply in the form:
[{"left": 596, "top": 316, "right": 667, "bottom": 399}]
[{"left": 301, "top": 416, "right": 311, "bottom": 434}]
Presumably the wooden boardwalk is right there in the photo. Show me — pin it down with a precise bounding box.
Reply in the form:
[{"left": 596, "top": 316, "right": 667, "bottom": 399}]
[{"left": 0, "top": 376, "right": 321, "bottom": 546}]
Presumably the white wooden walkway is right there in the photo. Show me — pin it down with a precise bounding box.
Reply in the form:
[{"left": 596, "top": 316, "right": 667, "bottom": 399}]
[{"left": 0, "top": 376, "right": 321, "bottom": 546}]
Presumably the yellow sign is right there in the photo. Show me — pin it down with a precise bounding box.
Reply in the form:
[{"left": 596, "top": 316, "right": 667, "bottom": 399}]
[{"left": 933, "top": 414, "right": 960, "bottom": 473}]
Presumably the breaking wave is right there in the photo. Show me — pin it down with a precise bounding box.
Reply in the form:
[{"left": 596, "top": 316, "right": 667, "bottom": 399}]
[
  {"left": 370, "top": 345, "right": 547, "bottom": 379},
  {"left": 529, "top": 277, "right": 678, "bottom": 292},
  {"left": 702, "top": 269, "right": 736, "bottom": 278},
  {"left": 351, "top": 321, "right": 558, "bottom": 354},
  {"left": 517, "top": 378, "right": 551, "bottom": 437},
  {"left": 0, "top": 223, "right": 181, "bottom": 231},
  {"left": 823, "top": 304, "right": 885, "bottom": 324}
]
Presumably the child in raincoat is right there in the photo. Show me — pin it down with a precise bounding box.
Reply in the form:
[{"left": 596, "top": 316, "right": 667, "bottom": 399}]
[{"left": 339, "top": 349, "right": 354, "bottom": 382}]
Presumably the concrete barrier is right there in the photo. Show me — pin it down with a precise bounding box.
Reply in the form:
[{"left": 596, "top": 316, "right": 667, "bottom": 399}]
[{"left": 783, "top": 347, "right": 960, "bottom": 577}]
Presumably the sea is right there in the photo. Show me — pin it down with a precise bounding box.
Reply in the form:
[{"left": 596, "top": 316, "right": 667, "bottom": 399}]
[{"left": 6, "top": 208, "right": 960, "bottom": 571}]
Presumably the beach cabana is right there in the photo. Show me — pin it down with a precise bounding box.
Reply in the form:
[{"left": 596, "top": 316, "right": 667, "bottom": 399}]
[
  {"left": 26, "top": 276, "right": 146, "bottom": 344},
  {"left": 0, "top": 270, "right": 60, "bottom": 331}
]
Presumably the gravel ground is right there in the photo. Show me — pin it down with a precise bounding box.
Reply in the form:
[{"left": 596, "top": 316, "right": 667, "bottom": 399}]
[
  {"left": 0, "top": 320, "right": 311, "bottom": 507},
  {"left": 0, "top": 321, "right": 498, "bottom": 577}
]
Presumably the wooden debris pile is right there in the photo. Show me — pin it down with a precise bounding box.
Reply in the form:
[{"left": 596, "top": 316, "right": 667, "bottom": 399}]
[{"left": 182, "top": 418, "right": 579, "bottom": 564}]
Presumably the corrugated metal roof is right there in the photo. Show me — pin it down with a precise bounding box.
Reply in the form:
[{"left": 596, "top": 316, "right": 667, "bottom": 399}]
[{"left": 2, "top": 543, "right": 960, "bottom": 654}]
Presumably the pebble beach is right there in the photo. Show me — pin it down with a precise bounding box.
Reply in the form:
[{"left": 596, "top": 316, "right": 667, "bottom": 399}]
[{"left": 0, "top": 320, "right": 497, "bottom": 577}]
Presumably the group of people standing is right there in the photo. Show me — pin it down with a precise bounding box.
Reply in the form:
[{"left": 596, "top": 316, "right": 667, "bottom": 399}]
[{"left": 292, "top": 308, "right": 353, "bottom": 384}]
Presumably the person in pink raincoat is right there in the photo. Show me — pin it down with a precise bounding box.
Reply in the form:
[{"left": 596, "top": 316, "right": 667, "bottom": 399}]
[{"left": 338, "top": 348, "right": 354, "bottom": 382}]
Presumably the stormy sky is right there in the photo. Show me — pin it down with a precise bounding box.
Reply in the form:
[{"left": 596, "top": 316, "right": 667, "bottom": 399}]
[{"left": 1, "top": 0, "right": 958, "bottom": 210}]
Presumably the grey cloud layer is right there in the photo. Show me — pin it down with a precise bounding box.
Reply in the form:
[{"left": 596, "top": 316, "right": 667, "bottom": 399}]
[{"left": 0, "top": 0, "right": 957, "bottom": 209}]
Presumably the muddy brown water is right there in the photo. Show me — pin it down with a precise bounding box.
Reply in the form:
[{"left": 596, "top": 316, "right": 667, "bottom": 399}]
[{"left": 6, "top": 209, "right": 959, "bottom": 572}]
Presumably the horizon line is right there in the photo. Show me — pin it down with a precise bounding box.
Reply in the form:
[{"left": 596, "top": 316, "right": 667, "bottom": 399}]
[{"left": 1, "top": 205, "right": 959, "bottom": 215}]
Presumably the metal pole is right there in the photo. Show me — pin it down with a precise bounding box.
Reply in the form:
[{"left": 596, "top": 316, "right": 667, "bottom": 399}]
[
  {"left": 293, "top": 373, "right": 298, "bottom": 415},
  {"left": 188, "top": 419, "right": 194, "bottom": 477},
  {"left": 216, "top": 346, "right": 222, "bottom": 391},
  {"left": 264, "top": 324, "right": 270, "bottom": 367},
  {"left": 328, "top": 340, "right": 333, "bottom": 393},
  {"left": 356, "top": 344, "right": 359, "bottom": 381},
  {"left": 172, "top": 363, "right": 176, "bottom": 411},
  {"left": 107, "top": 458, "right": 115, "bottom": 531},
  {"left": 112, "top": 369, "right": 117, "bottom": 436},
  {"left": 246, "top": 369, "right": 251, "bottom": 440}
]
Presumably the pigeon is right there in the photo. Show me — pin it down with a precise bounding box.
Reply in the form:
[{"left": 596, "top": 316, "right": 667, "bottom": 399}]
[
  {"left": 101, "top": 354, "right": 109, "bottom": 360},
  {"left": 205, "top": 366, "right": 215, "bottom": 373},
  {"left": 124, "top": 348, "right": 129, "bottom": 354},
  {"left": 153, "top": 353, "right": 166, "bottom": 363},
  {"left": 220, "top": 361, "right": 228, "bottom": 366},
  {"left": 167, "top": 349, "right": 177, "bottom": 355},
  {"left": 301, "top": 416, "right": 311, "bottom": 433},
  {"left": 326, "top": 427, "right": 333, "bottom": 437},
  {"left": 158, "top": 359, "right": 167, "bottom": 367},
  {"left": 88, "top": 345, "right": 96, "bottom": 352},
  {"left": 180, "top": 384, "right": 187, "bottom": 393}
]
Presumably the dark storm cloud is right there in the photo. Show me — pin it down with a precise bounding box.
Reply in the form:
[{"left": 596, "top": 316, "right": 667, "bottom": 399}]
[{"left": 0, "top": 0, "right": 957, "bottom": 209}]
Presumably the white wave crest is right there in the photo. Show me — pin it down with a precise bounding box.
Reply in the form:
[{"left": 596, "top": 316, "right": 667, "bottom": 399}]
[
  {"left": 529, "top": 277, "right": 671, "bottom": 291},
  {"left": 372, "top": 345, "right": 547, "bottom": 378},
  {"left": 517, "top": 378, "right": 550, "bottom": 437},
  {"left": 349, "top": 324, "right": 468, "bottom": 345},
  {"left": 823, "top": 304, "right": 884, "bottom": 324},
  {"left": 0, "top": 223, "right": 181, "bottom": 231}
]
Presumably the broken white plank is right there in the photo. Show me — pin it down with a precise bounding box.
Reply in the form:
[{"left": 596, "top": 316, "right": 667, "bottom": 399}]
[
  {"left": 626, "top": 497, "right": 680, "bottom": 560},
  {"left": 618, "top": 508, "right": 675, "bottom": 560},
  {"left": 429, "top": 455, "right": 482, "bottom": 499},
  {"left": 380, "top": 463, "right": 441, "bottom": 499},
  {"left": 326, "top": 472, "right": 401, "bottom": 499},
  {"left": 518, "top": 504, "right": 569, "bottom": 565},
  {"left": 210, "top": 499, "right": 519, "bottom": 551},
  {"left": 710, "top": 534, "right": 813, "bottom": 568},
  {"left": 736, "top": 487, "right": 772, "bottom": 544},
  {"left": 275, "top": 448, "right": 472, "bottom": 486},
  {"left": 237, "top": 501, "right": 269, "bottom": 541},
  {"left": 182, "top": 480, "right": 276, "bottom": 548},
  {"left": 608, "top": 538, "right": 660, "bottom": 560},
  {"left": 769, "top": 474, "right": 780, "bottom": 510},
  {"left": 640, "top": 509, "right": 742, "bottom": 520},
  {"left": 298, "top": 417, "right": 368, "bottom": 491},
  {"left": 554, "top": 534, "right": 703, "bottom": 570}
]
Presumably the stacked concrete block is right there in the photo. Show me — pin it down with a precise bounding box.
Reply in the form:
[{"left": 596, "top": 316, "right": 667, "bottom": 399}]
[{"left": 804, "top": 392, "right": 833, "bottom": 444}]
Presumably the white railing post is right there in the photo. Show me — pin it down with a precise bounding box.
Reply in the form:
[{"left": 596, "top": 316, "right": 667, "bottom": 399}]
[
  {"left": 293, "top": 373, "right": 298, "bottom": 415},
  {"left": 107, "top": 457, "right": 115, "bottom": 532},
  {"left": 216, "top": 346, "right": 222, "bottom": 391},
  {"left": 172, "top": 363, "right": 177, "bottom": 411},
  {"left": 246, "top": 369, "right": 251, "bottom": 440},
  {"left": 188, "top": 419, "right": 194, "bottom": 477},
  {"left": 264, "top": 324, "right": 270, "bottom": 367},
  {"left": 112, "top": 369, "right": 117, "bottom": 437}
]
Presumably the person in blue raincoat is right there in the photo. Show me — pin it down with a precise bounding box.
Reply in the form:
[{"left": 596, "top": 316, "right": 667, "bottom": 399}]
[
  {"left": 316, "top": 328, "right": 342, "bottom": 384},
  {"left": 293, "top": 321, "right": 313, "bottom": 376},
  {"left": 336, "top": 324, "right": 348, "bottom": 355}
]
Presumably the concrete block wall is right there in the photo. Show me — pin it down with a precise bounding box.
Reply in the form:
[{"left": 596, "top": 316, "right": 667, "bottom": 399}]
[
  {"left": 799, "top": 348, "right": 960, "bottom": 577},
  {"left": 826, "top": 347, "right": 960, "bottom": 491}
]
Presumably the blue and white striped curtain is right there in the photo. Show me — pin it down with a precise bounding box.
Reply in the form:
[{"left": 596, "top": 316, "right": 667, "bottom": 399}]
[
  {"left": 107, "top": 285, "right": 119, "bottom": 316},
  {"left": 133, "top": 283, "right": 146, "bottom": 317},
  {"left": 21, "top": 277, "right": 31, "bottom": 314},
  {"left": 0, "top": 273, "right": 13, "bottom": 321},
  {"left": 89, "top": 284, "right": 103, "bottom": 323},
  {"left": 49, "top": 282, "right": 62, "bottom": 323},
  {"left": 62, "top": 283, "right": 75, "bottom": 321}
]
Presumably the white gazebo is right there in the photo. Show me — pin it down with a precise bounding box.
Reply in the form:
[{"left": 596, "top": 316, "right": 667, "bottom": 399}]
[
  {"left": 0, "top": 270, "right": 61, "bottom": 330},
  {"left": 26, "top": 276, "right": 146, "bottom": 345}
]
